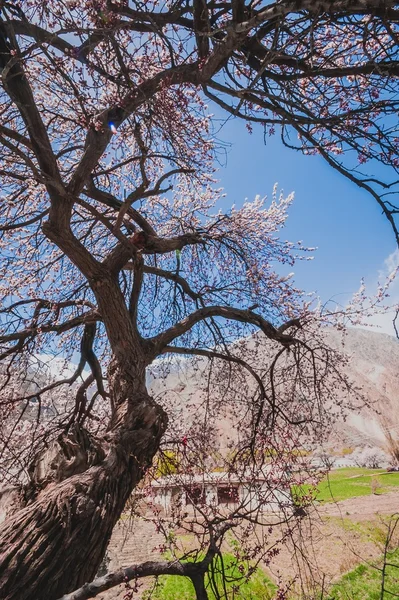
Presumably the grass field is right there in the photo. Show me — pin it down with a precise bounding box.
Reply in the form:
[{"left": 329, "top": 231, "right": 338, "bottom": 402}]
[
  {"left": 144, "top": 553, "right": 277, "bottom": 600},
  {"left": 145, "top": 544, "right": 399, "bottom": 600},
  {"left": 326, "top": 548, "right": 399, "bottom": 599},
  {"left": 294, "top": 468, "right": 399, "bottom": 503}
]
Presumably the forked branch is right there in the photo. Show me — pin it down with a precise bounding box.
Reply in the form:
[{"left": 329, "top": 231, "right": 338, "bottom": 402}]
[{"left": 149, "top": 306, "right": 300, "bottom": 357}]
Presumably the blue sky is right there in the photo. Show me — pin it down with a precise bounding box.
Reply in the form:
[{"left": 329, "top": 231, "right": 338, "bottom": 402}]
[
  {"left": 39, "top": 113, "right": 399, "bottom": 379},
  {"left": 215, "top": 117, "right": 396, "bottom": 326}
]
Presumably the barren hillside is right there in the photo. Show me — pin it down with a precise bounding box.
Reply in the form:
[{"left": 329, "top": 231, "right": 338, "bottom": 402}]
[
  {"left": 326, "top": 328, "right": 399, "bottom": 447},
  {"left": 149, "top": 328, "right": 399, "bottom": 451}
]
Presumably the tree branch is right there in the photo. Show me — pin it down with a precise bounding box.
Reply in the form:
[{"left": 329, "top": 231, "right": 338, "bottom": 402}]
[
  {"left": 0, "top": 21, "right": 61, "bottom": 187},
  {"left": 84, "top": 182, "right": 157, "bottom": 236},
  {"left": 103, "top": 232, "right": 204, "bottom": 274},
  {"left": 129, "top": 255, "right": 144, "bottom": 322},
  {"left": 56, "top": 519, "right": 227, "bottom": 600},
  {"left": 113, "top": 167, "right": 193, "bottom": 233},
  {"left": 125, "top": 265, "right": 202, "bottom": 302},
  {"left": 161, "top": 344, "right": 269, "bottom": 403},
  {"left": 149, "top": 306, "right": 299, "bottom": 356},
  {"left": 235, "top": 0, "right": 399, "bottom": 35},
  {"left": 56, "top": 558, "right": 204, "bottom": 600},
  {"left": 67, "top": 64, "right": 199, "bottom": 196},
  {"left": 0, "top": 309, "right": 100, "bottom": 344}
]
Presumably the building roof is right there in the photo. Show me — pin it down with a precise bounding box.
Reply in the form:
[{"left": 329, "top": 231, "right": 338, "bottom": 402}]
[{"left": 151, "top": 468, "right": 291, "bottom": 488}]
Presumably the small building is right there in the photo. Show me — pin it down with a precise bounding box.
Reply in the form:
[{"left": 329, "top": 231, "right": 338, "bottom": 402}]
[{"left": 150, "top": 470, "right": 293, "bottom": 515}]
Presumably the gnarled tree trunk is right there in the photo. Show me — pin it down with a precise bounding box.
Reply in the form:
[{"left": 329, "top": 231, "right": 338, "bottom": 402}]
[{"left": 0, "top": 365, "right": 167, "bottom": 600}]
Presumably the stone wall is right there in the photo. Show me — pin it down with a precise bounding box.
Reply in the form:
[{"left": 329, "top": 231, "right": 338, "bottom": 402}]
[{"left": 97, "top": 517, "right": 164, "bottom": 599}]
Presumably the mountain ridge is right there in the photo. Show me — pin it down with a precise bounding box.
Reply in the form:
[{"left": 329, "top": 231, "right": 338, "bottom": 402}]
[{"left": 149, "top": 327, "right": 399, "bottom": 451}]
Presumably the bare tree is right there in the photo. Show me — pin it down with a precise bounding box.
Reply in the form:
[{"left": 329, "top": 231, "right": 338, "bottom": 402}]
[{"left": 0, "top": 1, "right": 398, "bottom": 599}]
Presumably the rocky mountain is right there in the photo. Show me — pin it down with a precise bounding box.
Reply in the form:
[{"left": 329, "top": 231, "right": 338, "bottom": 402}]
[
  {"left": 325, "top": 328, "right": 399, "bottom": 448},
  {"left": 149, "top": 328, "right": 399, "bottom": 452}
]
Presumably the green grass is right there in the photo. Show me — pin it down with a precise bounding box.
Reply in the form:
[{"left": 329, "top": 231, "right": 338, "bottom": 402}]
[
  {"left": 325, "top": 548, "right": 399, "bottom": 599},
  {"left": 293, "top": 468, "right": 399, "bottom": 504},
  {"left": 145, "top": 553, "right": 277, "bottom": 600}
]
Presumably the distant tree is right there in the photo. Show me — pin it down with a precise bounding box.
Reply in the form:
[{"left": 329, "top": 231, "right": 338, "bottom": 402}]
[
  {"left": 313, "top": 448, "right": 337, "bottom": 470},
  {"left": 0, "top": 1, "right": 398, "bottom": 599},
  {"left": 353, "top": 446, "right": 389, "bottom": 468}
]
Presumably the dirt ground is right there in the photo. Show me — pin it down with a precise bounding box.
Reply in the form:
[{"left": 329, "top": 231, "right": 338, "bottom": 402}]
[
  {"left": 96, "top": 492, "right": 399, "bottom": 599},
  {"left": 262, "top": 491, "right": 399, "bottom": 597},
  {"left": 318, "top": 490, "right": 399, "bottom": 519}
]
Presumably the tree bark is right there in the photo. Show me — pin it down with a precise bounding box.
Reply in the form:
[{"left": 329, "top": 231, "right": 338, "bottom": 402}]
[
  {"left": 0, "top": 216, "right": 169, "bottom": 600},
  {"left": 57, "top": 560, "right": 202, "bottom": 600},
  {"left": 191, "top": 574, "right": 209, "bottom": 600},
  {"left": 0, "top": 373, "right": 167, "bottom": 600}
]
